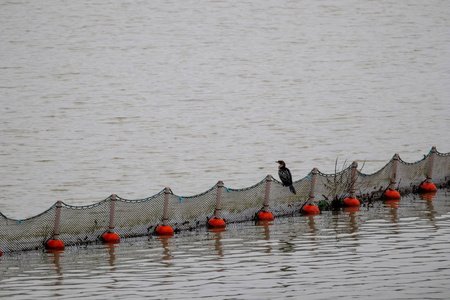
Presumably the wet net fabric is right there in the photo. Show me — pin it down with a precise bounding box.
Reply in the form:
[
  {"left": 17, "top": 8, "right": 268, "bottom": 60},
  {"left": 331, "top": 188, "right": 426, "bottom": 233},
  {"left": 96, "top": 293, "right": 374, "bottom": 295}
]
[
  {"left": 58, "top": 201, "right": 110, "bottom": 246},
  {"left": 1, "top": 149, "right": 449, "bottom": 253},
  {"left": 220, "top": 180, "right": 266, "bottom": 223},
  {"left": 0, "top": 206, "right": 56, "bottom": 252},
  {"left": 316, "top": 168, "right": 353, "bottom": 201},
  {"left": 271, "top": 176, "right": 311, "bottom": 215},
  {"left": 357, "top": 160, "right": 394, "bottom": 196},
  {"left": 397, "top": 155, "right": 429, "bottom": 189},
  {"left": 114, "top": 191, "right": 165, "bottom": 237},
  {"left": 433, "top": 152, "right": 450, "bottom": 184},
  {"left": 167, "top": 185, "right": 217, "bottom": 231}
]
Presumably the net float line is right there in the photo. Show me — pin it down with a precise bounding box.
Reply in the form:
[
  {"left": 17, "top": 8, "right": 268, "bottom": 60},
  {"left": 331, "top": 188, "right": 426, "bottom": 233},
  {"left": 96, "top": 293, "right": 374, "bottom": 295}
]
[{"left": 1, "top": 146, "right": 449, "bottom": 254}]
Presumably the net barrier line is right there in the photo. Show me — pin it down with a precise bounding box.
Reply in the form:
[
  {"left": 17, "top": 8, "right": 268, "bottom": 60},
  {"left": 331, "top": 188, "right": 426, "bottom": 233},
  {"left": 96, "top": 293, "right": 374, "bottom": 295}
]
[{"left": 1, "top": 147, "right": 449, "bottom": 254}]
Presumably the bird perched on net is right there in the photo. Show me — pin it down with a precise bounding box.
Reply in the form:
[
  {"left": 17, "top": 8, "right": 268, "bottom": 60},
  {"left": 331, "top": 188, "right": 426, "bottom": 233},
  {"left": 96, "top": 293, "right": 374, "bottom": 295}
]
[{"left": 276, "top": 160, "right": 296, "bottom": 194}]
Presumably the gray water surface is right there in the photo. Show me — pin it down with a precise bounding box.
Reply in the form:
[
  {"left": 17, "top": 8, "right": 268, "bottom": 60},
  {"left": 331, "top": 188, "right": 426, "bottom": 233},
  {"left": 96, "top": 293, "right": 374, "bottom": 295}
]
[{"left": 1, "top": 0, "right": 449, "bottom": 219}]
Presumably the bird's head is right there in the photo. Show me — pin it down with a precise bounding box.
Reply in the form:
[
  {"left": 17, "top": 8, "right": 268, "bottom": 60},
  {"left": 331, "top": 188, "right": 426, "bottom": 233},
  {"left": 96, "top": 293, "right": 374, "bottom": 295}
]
[{"left": 276, "top": 160, "right": 286, "bottom": 168}]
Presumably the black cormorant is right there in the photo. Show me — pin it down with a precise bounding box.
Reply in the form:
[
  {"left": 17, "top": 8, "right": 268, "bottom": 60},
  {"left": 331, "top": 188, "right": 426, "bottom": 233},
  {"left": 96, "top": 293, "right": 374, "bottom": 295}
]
[{"left": 276, "top": 160, "right": 296, "bottom": 194}]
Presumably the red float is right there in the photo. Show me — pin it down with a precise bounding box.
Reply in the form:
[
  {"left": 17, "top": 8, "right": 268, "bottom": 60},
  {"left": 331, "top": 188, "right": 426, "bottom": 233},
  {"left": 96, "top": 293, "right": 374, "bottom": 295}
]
[
  {"left": 46, "top": 239, "right": 65, "bottom": 250},
  {"left": 156, "top": 225, "right": 174, "bottom": 235},
  {"left": 257, "top": 211, "right": 274, "bottom": 220},
  {"left": 385, "top": 189, "right": 401, "bottom": 199},
  {"left": 0, "top": 250, "right": 2, "bottom": 257},
  {"left": 208, "top": 218, "right": 226, "bottom": 228},
  {"left": 102, "top": 232, "right": 120, "bottom": 243},
  {"left": 344, "top": 197, "right": 360, "bottom": 206},
  {"left": 419, "top": 182, "right": 437, "bottom": 193},
  {"left": 302, "top": 204, "right": 320, "bottom": 214}
]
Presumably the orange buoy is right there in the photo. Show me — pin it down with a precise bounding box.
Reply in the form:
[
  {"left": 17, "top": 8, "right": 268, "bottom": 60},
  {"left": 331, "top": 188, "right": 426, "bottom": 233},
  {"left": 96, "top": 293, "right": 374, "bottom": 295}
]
[
  {"left": 208, "top": 218, "right": 226, "bottom": 228},
  {"left": 344, "top": 197, "right": 360, "bottom": 206},
  {"left": 419, "top": 182, "right": 437, "bottom": 193},
  {"left": 102, "top": 232, "right": 120, "bottom": 243},
  {"left": 46, "top": 239, "right": 65, "bottom": 251},
  {"left": 385, "top": 189, "right": 401, "bottom": 199},
  {"left": 302, "top": 204, "right": 320, "bottom": 215},
  {"left": 156, "top": 225, "right": 174, "bottom": 235},
  {"left": 257, "top": 211, "right": 274, "bottom": 221}
]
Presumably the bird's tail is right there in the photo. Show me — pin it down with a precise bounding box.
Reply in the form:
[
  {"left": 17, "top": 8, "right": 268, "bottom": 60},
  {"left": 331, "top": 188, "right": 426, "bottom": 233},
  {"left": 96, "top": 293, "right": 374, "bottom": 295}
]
[{"left": 289, "top": 185, "right": 296, "bottom": 195}]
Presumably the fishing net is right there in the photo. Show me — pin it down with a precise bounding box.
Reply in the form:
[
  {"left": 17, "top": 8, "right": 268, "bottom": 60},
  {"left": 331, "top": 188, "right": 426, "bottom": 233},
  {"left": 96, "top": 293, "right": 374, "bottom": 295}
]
[
  {"left": 167, "top": 185, "right": 217, "bottom": 231},
  {"left": 114, "top": 191, "right": 165, "bottom": 237},
  {"left": 1, "top": 148, "right": 449, "bottom": 253},
  {"left": 0, "top": 206, "right": 55, "bottom": 252}
]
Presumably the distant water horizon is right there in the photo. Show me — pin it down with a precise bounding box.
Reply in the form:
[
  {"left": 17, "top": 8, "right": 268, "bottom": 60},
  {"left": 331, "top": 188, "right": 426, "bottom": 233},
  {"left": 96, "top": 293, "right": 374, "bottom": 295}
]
[{"left": 1, "top": 0, "right": 449, "bottom": 222}]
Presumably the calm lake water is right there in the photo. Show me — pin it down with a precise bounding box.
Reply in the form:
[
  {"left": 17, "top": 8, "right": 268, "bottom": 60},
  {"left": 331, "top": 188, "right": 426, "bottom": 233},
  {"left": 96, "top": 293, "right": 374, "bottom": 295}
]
[
  {"left": 1, "top": 0, "right": 449, "bottom": 219},
  {"left": 1, "top": 0, "right": 450, "bottom": 298}
]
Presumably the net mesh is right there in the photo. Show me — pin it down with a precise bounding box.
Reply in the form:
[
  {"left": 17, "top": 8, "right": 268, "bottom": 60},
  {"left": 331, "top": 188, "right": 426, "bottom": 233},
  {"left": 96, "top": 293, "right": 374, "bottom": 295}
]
[
  {"left": 59, "top": 200, "right": 110, "bottom": 246},
  {"left": 316, "top": 167, "right": 352, "bottom": 201},
  {"left": 357, "top": 159, "right": 394, "bottom": 197},
  {"left": 397, "top": 153, "right": 429, "bottom": 189},
  {"left": 1, "top": 148, "right": 449, "bottom": 253},
  {"left": 271, "top": 176, "right": 311, "bottom": 215},
  {"left": 433, "top": 151, "right": 450, "bottom": 184},
  {"left": 114, "top": 191, "right": 166, "bottom": 237},
  {"left": 0, "top": 206, "right": 55, "bottom": 252},
  {"left": 168, "top": 185, "right": 217, "bottom": 231}
]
